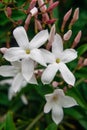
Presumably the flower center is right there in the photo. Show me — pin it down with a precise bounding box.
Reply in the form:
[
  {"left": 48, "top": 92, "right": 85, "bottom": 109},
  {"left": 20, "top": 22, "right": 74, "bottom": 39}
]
[
  {"left": 56, "top": 58, "right": 60, "bottom": 63},
  {"left": 26, "top": 49, "right": 30, "bottom": 54},
  {"left": 52, "top": 94, "right": 58, "bottom": 101}
]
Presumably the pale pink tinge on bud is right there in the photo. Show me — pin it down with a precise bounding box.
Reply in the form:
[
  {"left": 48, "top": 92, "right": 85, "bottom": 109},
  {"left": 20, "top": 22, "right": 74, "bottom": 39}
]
[
  {"left": 63, "top": 30, "right": 72, "bottom": 41},
  {"left": 46, "top": 19, "right": 56, "bottom": 24},
  {"left": 6, "top": 7, "right": 12, "bottom": 17},
  {"left": 30, "top": 7, "right": 38, "bottom": 16},
  {"left": 24, "top": 14, "right": 32, "bottom": 31},
  {"left": 0, "top": 48, "right": 8, "bottom": 54},
  {"left": 52, "top": 81, "right": 59, "bottom": 88},
  {"left": 69, "top": 8, "right": 79, "bottom": 29},
  {"left": 73, "top": 8, "right": 79, "bottom": 21},
  {"left": 42, "top": 13, "right": 50, "bottom": 23},
  {"left": 78, "top": 57, "right": 84, "bottom": 68},
  {"left": 83, "top": 58, "right": 87, "bottom": 66},
  {"left": 46, "top": 1, "right": 59, "bottom": 12},
  {"left": 38, "top": 0, "right": 47, "bottom": 12},
  {"left": 35, "top": 19, "right": 42, "bottom": 31},
  {"left": 64, "top": 8, "right": 72, "bottom": 22},
  {"left": 27, "top": 0, "right": 37, "bottom": 13},
  {"left": 61, "top": 8, "right": 72, "bottom": 32},
  {"left": 46, "top": 24, "right": 55, "bottom": 50},
  {"left": 71, "top": 31, "right": 82, "bottom": 48}
]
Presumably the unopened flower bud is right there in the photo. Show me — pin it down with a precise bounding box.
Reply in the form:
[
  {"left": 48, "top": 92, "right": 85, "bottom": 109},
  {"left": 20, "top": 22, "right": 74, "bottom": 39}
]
[
  {"left": 42, "top": 13, "right": 49, "bottom": 23},
  {"left": 21, "top": 95, "right": 28, "bottom": 105},
  {"left": 46, "top": 1, "right": 59, "bottom": 12},
  {"left": 46, "top": 18, "right": 56, "bottom": 24},
  {"left": 38, "top": 0, "right": 47, "bottom": 12},
  {"left": 61, "top": 8, "right": 72, "bottom": 32},
  {"left": 83, "top": 58, "right": 87, "bottom": 66},
  {"left": 0, "top": 47, "right": 8, "bottom": 54},
  {"left": 6, "top": 7, "right": 12, "bottom": 17},
  {"left": 71, "top": 31, "right": 82, "bottom": 48},
  {"left": 24, "top": 14, "right": 32, "bottom": 31},
  {"left": 35, "top": 19, "right": 42, "bottom": 31},
  {"left": 64, "top": 8, "right": 72, "bottom": 22},
  {"left": 63, "top": 30, "right": 72, "bottom": 41},
  {"left": 52, "top": 81, "right": 59, "bottom": 88},
  {"left": 28, "top": 0, "right": 37, "bottom": 12},
  {"left": 30, "top": 7, "right": 38, "bottom": 16}
]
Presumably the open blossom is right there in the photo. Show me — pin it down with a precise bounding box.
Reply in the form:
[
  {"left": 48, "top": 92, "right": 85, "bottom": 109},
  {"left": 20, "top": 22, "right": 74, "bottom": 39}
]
[
  {"left": 4, "top": 26, "right": 51, "bottom": 81},
  {"left": 41, "top": 34, "right": 77, "bottom": 86},
  {"left": 0, "top": 61, "right": 37, "bottom": 94},
  {"left": 44, "top": 89, "right": 78, "bottom": 124}
]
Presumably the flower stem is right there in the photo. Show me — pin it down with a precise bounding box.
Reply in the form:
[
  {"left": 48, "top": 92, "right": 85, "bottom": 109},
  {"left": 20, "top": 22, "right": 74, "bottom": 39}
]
[{"left": 25, "top": 112, "right": 44, "bottom": 130}]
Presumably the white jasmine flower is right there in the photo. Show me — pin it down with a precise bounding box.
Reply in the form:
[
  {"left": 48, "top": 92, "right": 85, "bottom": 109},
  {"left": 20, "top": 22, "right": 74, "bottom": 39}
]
[
  {"left": 4, "top": 26, "right": 50, "bottom": 81},
  {"left": 0, "top": 79, "right": 28, "bottom": 104},
  {"left": 44, "top": 89, "right": 77, "bottom": 124},
  {"left": 41, "top": 34, "right": 77, "bottom": 86},
  {"left": 0, "top": 61, "right": 37, "bottom": 94}
]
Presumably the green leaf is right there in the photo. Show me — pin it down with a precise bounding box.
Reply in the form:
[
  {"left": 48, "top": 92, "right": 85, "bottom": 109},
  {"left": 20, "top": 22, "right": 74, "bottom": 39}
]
[
  {"left": 5, "top": 111, "right": 16, "bottom": 130},
  {"left": 45, "top": 123, "right": 57, "bottom": 130},
  {"left": 77, "top": 44, "right": 87, "bottom": 57}
]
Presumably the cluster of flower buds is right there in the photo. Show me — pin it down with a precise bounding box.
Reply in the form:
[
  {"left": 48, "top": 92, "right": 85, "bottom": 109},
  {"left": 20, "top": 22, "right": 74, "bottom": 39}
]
[
  {"left": 61, "top": 8, "right": 79, "bottom": 32},
  {"left": 24, "top": 0, "right": 59, "bottom": 31}
]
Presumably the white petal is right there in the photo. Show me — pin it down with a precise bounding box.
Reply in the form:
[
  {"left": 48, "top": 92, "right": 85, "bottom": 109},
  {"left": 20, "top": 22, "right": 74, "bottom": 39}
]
[
  {"left": 44, "top": 102, "right": 52, "bottom": 113},
  {"left": 40, "top": 49, "right": 55, "bottom": 63},
  {"left": 41, "top": 63, "right": 59, "bottom": 84},
  {"left": 30, "top": 48, "right": 46, "bottom": 66},
  {"left": 59, "top": 63, "right": 75, "bottom": 86},
  {"left": 13, "top": 26, "right": 29, "bottom": 49},
  {"left": 11, "top": 61, "right": 21, "bottom": 68},
  {"left": 21, "top": 95, "right": 28, "bottom": 105},
  {"left": 4, "top": 47, "right": 26, "bottom": 61},
  {"left": 11, "top": 73, "right": 24, "bottom": 93},
  {"left": 60, "top": 95, "right": 78, "bottom": 108},
  {"left": 8, "top": 87, "right": 16, "bottom": 100},
  {"left": 0, "top": 79, "right": 13, "bottom": 85},
  {"left": 52, "top": 105, "right": 63, "bottom": 124},
  {"left": 29, "top": 30, "right": 49, "bottom": 49},
  {"left": 0, "top": 66, "right": 15, "bottom": 77},
  {"left": 52, "top": 34, "right": 63, "bottom": 56},
  {"left": 22, "top": 58, "right": 34, "bottom": 81},
  {"left": 61, "top": 49, "right": 77, "bottom": 63},
  {"left": 28, "top": 74, "right": 38, "bottom": 84}
]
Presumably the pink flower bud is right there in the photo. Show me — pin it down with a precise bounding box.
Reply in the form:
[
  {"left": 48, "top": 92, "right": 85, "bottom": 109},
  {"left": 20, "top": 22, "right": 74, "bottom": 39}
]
[
  {"left": 83, "top": 58, "right": 87, "bottom": 66},
  {"left": 0, "top": 47, "right": 8, "bottom": 54},
  {"left": 30, "top": 7, "right": 38, "bottom": 16},
  {"left": 46, "top": 24, "right": 55, "bottom": 50},
  {"left": 46, "top": 1, "right": 59, "bottom": 12},
  {"left": 73, "top": 8, "right": 79, "bottom": 21},
  {"left": 64, "top": 8, "right": 72, "bottom": 22},
  {"left": 24, "top": 14, "right": 32, "bottom": 31},
  {"left": 52, "top": 81, "right": 59, "bottom": 88},
  {"left": 42, "top": 13, "right": 49, "bottom": 23},
  {"left": 27, "top": 0, "right": 37, "bottom": 13},
  {"left": 71, "top": 31, "right": 82, "bottom": 48},
  {"left": 38, "top": 0, "right": 47, "bottom": 12},
  {"left": 6, "top": 7, "right": 12, "bottom": 17},
  {"left": 63, "top": 30, "right": 72, "bottom": 41},
  {"left": 35, "top": 19, "right": 42, "bottom": 31},
  {"left": 46, "top": 18, "right": 56, "bottom": 24}
]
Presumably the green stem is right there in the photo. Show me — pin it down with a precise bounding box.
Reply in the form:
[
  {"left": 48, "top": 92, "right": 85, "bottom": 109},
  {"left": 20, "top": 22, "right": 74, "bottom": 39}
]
[
  {"left": 75, "top": 78, "right": 85, "bottom": 87},
  {"left": 25, "top": 112, "right": 44, "bottom": 130}
]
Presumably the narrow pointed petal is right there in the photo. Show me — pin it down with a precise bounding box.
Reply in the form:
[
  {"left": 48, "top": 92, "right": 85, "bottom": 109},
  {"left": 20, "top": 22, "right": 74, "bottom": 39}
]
[
  {"left": 22, "top": 58, "right": 34, "bottom": 81},
  {"left": 60, "top": 96, "right": 78, "bottom": 108},
  {"left": 61, "top": 49, "right": 77, "bottom": 63},
  {"left": 52, "top": 34, "right": 63, "bottom": 56},
  {"left": 29, "top": 74, "right": 38, "bottom": 84},
  {"left": 0, "top": 66, "right": 15, "bottom": 77},
  {"left": 29, "top": 30, "right": 49, "bottom": 49},
  {"left": 41, "top": 63, "right": 59, "bottom": 84},
  {"left": 59, "top": 63, "right": 75, "bottom": 86},
  {"left": 13, "top": 26, "right": 29, "bottom": 49},
  {"left": 11, "top": 73, "right": 24, "bottom": 93},
  {"left": 30, "top": 48, "right": 46, "bottom": 66},
  {"left": 4, "top": 47, "right": 26, "bottom": 61},
  {"left": 52, "top": 105, "right": 63, "bottom": 124},
  {"left": 40, "top": 49, "right": 55, "bottom": 63},
  {"left": 44, "top": 102, "right": 52, "bottom": 113}
]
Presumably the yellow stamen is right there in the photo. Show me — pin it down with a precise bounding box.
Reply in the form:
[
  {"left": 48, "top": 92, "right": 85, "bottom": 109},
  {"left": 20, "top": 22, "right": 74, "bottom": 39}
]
[
  {"left": 26, "top": 49, "right": 30, "bottom": 54},
  {"left": 56, "top": 58, "right": 60, "bottom": 63}
]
